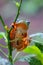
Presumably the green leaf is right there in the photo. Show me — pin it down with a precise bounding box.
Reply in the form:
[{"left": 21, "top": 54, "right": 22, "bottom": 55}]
[
  {"left": 0, "top": 32, "right": 7, "bottom": 43},
  {"left": 35, "top": 42, "right": 43, "bottom": 52},
  {"left": 23, "top": 46, "right": 42, "bottom": 61},
  {"left": 29, "top": 57, "right": 42, "bottom": 65},
  {"left": 19, "top": 55, "right": 42, "bottom": 65},
  {"left": 19, "top": 54, "right": 36, "bottom": 62},
  {"left": 0, "top": 32, "right": 5, "bottom": 39},
  {"left": 30, "top": 33, "right": 43, "bottom": 45},
  {"left": 23, "top": 46, "right": 41, "bottom": 55},
  {"left": 30, "top": 33, "right": 43, "bottom": 52}
]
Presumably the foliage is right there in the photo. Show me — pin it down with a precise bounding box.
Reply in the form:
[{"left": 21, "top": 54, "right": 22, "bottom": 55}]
[
  {"left": 29, "top": 57, "right": 42, "bottom": 65},
  {"left": 0, "top": 32, "right": 6, "bottom": 39},
  {"left": 18, "top": 33, "right": 43, "bottom": 65},
  {"left": 30, "top": 33, "right": 43, "bottom": 53},
  {"left": 19, "top": 55, "right": 42, "bottom": 65},
  {"left": 0, "top": 0, "right": 43, "bottom": 65},
  {"left": 35, "top": 43, "right": 43, "bottom": 52},
  {"left": 0, "top": 29, "right": 43, "bottom": 65}
]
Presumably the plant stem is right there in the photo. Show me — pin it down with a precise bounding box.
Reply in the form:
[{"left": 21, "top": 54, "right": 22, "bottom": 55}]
[
  {"left": 7, "top": 32, "right": 13, "bottom": 65},
  {"left": 7, "top": 1, "right": 23, "bottom": 64},
  {"left": 14, "top": 0, "right": 22, "bottom": 22},
  {"left": 0, "top": 16, "right": 6, "bottom": 31},
  {"left": 0, "top": 15, "right": 13, "bottom": 63},
  {"left": 0, "top": 0, "right": 23, "bottom": 65},
  {"left": 9, "top": 0, "right": 23, "bottom": 32}
]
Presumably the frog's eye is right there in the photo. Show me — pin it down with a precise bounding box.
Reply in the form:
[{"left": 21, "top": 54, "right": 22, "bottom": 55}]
[
  {"left": 11, "top": 23, "right": 14, "bottom": 28},
  {"left": 12, "top": 25, "right": 14, "bottom": 28},
  {"left": 11, "top": 23, "right": 17, "bottom": 29}
]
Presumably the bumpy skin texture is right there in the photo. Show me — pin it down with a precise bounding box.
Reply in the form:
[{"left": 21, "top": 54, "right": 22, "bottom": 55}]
[{"left": 10, "top": 22, "right": 30, "bottom": 51}]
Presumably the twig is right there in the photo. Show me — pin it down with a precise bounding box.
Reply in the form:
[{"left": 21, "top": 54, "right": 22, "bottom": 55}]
[
  {"left": 0, "top": 16, "right": 6, "bottom": 31},
  {"left": 7, "top": 32, "right": 13, "bottom": 65},
  {"left": 0, "top": 44, "right": 8, "bottom": 48},
  {"left": 0, "top": 49, "right": 8, "bottom": 58},
  {"left": 9, "top": 0, "right": 23, "bottom": 33},
  {"left": 6, "top": 0, "right": 23, "bottom": 65},
  {"left": 14, "top": 0, "right": 22, "bottom": 22}
]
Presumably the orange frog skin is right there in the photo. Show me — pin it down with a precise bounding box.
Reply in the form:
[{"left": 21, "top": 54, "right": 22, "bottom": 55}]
[{"left": 10, "top": 21, "right": 30, "bottom": 51}]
